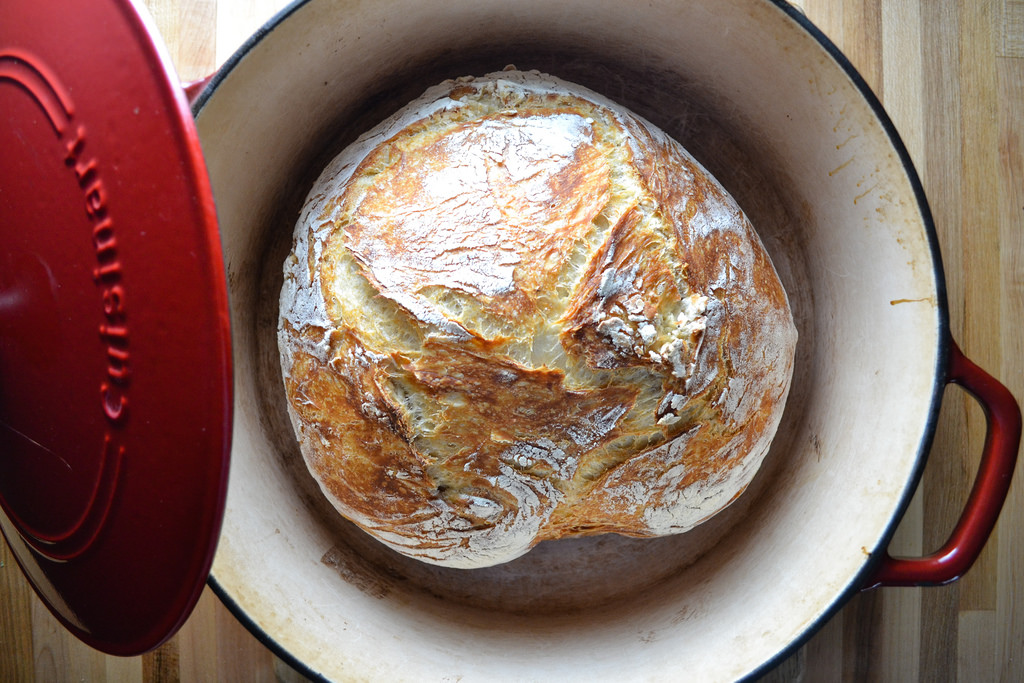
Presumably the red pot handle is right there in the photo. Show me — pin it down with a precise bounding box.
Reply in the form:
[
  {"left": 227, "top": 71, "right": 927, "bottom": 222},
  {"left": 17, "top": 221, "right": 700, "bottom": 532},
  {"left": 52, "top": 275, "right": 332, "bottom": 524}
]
[
  {"left": 863, "top": 340, "right": 1021, "bottom": 589},
  {"left": 183, "top": 74, "right": 214, "bottom": 106}
]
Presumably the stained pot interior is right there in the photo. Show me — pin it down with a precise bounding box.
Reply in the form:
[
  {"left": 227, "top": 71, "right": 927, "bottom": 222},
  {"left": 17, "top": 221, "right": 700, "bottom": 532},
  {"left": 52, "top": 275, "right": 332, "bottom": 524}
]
[{"left": 197, "top": 0, "right": 943, "bottom": 680}]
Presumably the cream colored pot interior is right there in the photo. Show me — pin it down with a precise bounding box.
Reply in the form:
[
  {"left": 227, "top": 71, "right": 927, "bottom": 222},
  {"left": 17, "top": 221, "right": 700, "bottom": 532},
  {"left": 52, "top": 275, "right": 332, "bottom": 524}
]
[{"left": 197, "top": 0, "right": 943, "bottom": 680}]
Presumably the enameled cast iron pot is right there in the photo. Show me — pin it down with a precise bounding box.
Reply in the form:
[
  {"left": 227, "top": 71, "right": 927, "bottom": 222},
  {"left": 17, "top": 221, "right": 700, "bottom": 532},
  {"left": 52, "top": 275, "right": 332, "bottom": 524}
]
[
  {"left": 1, "top": 0, "right": 1018, "bottom": 681},
  {"left": 191, "top": 1, "right": 1019, "bottom": 680}
]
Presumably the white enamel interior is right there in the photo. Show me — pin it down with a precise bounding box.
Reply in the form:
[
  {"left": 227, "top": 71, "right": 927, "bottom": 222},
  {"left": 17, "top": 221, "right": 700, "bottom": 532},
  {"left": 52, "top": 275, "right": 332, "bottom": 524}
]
[{"left": 196, "top": 0, "right": 944, "bottom": 680}]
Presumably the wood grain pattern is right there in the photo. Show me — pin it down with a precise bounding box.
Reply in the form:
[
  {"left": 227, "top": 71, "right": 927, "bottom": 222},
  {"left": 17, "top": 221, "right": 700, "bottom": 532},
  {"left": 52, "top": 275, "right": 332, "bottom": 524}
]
[{"left": 1, "top": 0, "right": 1020, "bottom": 680}]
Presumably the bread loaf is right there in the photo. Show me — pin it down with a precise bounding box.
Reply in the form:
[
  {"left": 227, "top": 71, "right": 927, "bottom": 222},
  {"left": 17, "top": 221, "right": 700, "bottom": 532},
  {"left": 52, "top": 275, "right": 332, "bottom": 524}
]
[{"left": 278, "top": 69, "right": 797, "bottom": 569}]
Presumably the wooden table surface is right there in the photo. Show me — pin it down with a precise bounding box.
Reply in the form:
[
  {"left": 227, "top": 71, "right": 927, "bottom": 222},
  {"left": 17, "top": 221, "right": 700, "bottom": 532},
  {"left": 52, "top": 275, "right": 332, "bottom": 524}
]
[{"left": 2, "top": 0, "right": 1022, "bottom": 680}]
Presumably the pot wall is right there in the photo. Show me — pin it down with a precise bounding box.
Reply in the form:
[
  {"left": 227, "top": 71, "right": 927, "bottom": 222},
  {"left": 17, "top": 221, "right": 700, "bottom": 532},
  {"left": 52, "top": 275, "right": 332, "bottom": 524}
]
[{"left": 196, "top": 0, "right": 944, "bottom": 679}]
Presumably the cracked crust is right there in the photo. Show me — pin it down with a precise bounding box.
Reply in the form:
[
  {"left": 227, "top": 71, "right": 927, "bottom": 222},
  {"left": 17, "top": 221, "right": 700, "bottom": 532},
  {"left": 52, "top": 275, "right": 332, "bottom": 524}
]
[{"left": 278, "top": 69, "right": 797, "bottom": 568}]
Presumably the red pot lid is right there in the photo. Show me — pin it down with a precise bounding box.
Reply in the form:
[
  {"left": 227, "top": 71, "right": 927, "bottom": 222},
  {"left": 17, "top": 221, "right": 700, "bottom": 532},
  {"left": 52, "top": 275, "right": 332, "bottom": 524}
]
[{"left": 0, "top": 0, "right": 231, "bottom": 655}]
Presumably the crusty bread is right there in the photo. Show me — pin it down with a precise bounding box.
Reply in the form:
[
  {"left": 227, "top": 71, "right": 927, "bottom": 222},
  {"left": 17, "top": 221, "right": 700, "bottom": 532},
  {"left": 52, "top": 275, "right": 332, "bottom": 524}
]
[{"left": 278, "top": 69, "right": 797, "bottom": 569}]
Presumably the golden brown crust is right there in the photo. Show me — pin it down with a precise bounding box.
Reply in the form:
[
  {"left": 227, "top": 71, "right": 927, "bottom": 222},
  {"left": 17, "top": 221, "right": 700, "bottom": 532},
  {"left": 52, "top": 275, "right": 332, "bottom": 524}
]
[{"left": 279, "top": 70, "right": 797, "bottom": 568}]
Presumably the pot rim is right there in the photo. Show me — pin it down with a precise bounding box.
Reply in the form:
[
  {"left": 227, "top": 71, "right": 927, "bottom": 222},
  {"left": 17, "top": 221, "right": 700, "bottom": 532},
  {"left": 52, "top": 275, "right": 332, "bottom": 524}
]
[{"left": 196, "top": 0, "right": 952, "bottom": 680}]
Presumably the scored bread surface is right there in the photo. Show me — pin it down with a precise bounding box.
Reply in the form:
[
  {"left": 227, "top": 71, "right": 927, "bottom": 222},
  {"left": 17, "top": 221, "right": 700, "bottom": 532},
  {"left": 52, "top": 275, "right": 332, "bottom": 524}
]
[{"left": 278, "top": 69, "right": 797, "bottom": 569}]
